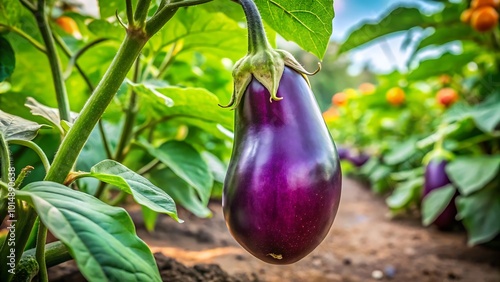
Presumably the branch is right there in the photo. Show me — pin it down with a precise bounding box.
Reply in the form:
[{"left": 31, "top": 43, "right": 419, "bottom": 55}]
[
  {"left": 0, "top": 24, "right": 46, "bottom": 53},
  {"left": 9, "top": 140, "right": 50, "bottom": 173},
  {"left": 63, "top": 38, "right": 109, "bottom": 79},
  {"left": 33, "top": 0, "right": 71, "bottom": 121}
]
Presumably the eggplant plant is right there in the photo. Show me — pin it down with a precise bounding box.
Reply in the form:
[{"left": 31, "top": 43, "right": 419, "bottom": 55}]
[
  {"left": 222, "top": 0, "right": 341, "bottom": 264},
  {"left": 0, "top": 0, "right": 334, "bottom": 280}
]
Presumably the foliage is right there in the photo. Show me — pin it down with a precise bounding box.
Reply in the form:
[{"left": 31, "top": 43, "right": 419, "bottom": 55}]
[
  {"left": 329, "top": 0, "right": 500, "bottom": 246},
  {"left": 0, "top": 0, "right": 334, "bottom": 281}
]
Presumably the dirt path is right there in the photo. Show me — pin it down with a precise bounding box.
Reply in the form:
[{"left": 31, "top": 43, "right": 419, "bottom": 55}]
[{"left": 135, "top": 177, "right": 500, "bottom": 282}]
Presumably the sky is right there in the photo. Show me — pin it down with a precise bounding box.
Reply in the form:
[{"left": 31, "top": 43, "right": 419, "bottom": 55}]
[{"left": 332, "top": 0, "right": 444, "bottom": 74}]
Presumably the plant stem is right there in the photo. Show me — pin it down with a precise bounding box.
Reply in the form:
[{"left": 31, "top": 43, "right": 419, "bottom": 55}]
[
  {"left": 134, "top": 0, "right": 152, "bottom": 27},
  {"left": 63, "top": 38, "right": 109, "bottom": 79},
  {"left": 53, "top": 35, "right": 114, "bottom": 158},
  {"left": 35, "top": 223, "right": 48, "bottom": 282},
  {"left": 9, "top": 140, "right": 50, "bottom": 173},
  {"left": 34, "top": 0, "right": 71, "bottom": 122},
  {"left": 238, "top": 0, "right": 271, "bottom": 54},
  {"left": 45, "top": 32, "right": 148, "bottom": 184},
  {"left": 98, "top": 120, "right": 113, "bottom": 159},
  {"left": 145, "top": 0, "right": 212, "bottom": 36},
  {"left": 22, "top": 241, "right": 71, "bottom": 267},
  {"left": 115, "top": 57, "right": 141, "bottom": 162},
  {"left": 126, "top": 0, "right": 135, "bottom": 26},
  {"left": 137, "top": 159, "right": 161, "bottom": 175},
  {"left": 0, "top": 24, "right": 46, "bottom": 53}
]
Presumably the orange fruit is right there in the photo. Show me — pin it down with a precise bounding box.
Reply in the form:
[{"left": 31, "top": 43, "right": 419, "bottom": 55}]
[
  {"left": 359, "top": 83, "right": 376, "bottom": 95},
  {"left": 471, "top": 0, "right": 499, "bottom": 9},
  {"left": 55, "top": 16, "right": 79, "bottom": 35},
  {"left": 322, "top": 107, "right": 339, "bottom": 122},
  {"left": 461, "top": 9, "right": 473, "bottom": 24},
  {"left": 436, "top": 88, "right": 459, "bottom": 107},
  {"left": 470, "top": 6, "right": 499, "bottom": 32},
  {"left": 386, "top": 87, "right": 405, "bottom": 106},
  {"left": 439, "top": 74, "right": 452, "bottom": 85},
  {"left": 332, "top": 92, "right": 348, "bottom": 107}
]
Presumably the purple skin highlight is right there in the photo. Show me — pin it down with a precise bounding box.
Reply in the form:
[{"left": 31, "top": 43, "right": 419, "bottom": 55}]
[{"left": 223, "top": 67, "right": 342, "bottom": 264}]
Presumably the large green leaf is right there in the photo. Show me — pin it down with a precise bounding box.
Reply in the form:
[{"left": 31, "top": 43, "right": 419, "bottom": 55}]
[
  {"left": 16, "top": 181, "right": 162, "bottom": 282},
  {"left": 408, "top": 51, "right": 476, "bottom": 81},
  {"left": 421, "top": 184, "right": 456, "bottom": 226},
  {"left": 141, "top": 140, "right": 213, "bottom": 205},
  {"left": 88, "top": 160, "right": 181, "bottom": 222},
  {"left": 446, "top": 156, "right": 500, "bottom": 196},
  {"left": 340, "top": 7, "right": 427, "bottom": 54},
  {"left": 0, "top": 110, "right": 45, "bottom": 141},
  {"left": 152, "top": 6, "right": 247, "bottom": 61},
  {"left": 150, "top": 168, "right": 212, "bottom": 218},
  {"left": 386, "top": 178, "right": 423, "bottom": 210},
  {"left": 470, "top": 94, "right": 500, "bottom": 133},
  {"left": 0, "top": 36, "right": 15, "bottom": 81},
  {"left": 383, "top": 138, "right": 417, "bottom": 165},
  {"left": 25, "top": 97, "right": 78, "bottom": 132},
  {"left": 254, "top": 0, "right": 333, "bottom": 59},
  {"left": 130, "top": 83, "right": 233, "bottom": 129},
  {"left": 456, "top": 183, "right": 500, "bottom": 245}
]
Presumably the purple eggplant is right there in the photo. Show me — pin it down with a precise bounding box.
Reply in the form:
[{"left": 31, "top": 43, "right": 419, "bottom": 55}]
[
  {"left": 337, "top": 146, "right": 350, "bottom": 160},
  {"left": 223, "top": 67, "right": 342, "bottom": 264},
  {"left": 346, "top": 152, "right": 370, "bottom": 167},
  {"left": 423, "top": 159, "right": 457, "bottom": 230}
]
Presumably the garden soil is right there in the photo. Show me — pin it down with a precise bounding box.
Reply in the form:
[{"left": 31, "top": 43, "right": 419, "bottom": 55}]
[{"left": 48, "top": 177, "right": 500, "bottom": 282}]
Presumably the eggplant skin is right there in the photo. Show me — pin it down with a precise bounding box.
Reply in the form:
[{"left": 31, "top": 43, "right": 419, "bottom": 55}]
[
  {"left": 223, "top": 67, "right": 342, "bottom": 264},
  {"left": 423, "top": 159, "right": 457, "bottom": 230}
]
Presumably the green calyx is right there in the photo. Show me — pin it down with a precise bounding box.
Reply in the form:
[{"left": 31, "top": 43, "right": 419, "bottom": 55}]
[{"left": 220, "top": 0, "right": 319, "bottom": 109}]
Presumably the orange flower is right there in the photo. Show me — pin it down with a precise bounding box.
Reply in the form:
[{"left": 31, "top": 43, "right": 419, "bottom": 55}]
[
  {"left": 322, "top": 107, "right": 339, "bottom": 122},
  {"left": 470, "top": 6, "right": 499, "bottom": 32}
]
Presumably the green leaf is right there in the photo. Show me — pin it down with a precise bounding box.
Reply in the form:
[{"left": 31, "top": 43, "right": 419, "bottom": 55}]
[
  {"left": 0, "top": 110, "right": 44, "bottom": 141},
  {"left": 152, "top": 6, "right": 247, "bottom": 61},
  {"left": 141, "top": 140, "right": 213, "bottom": 205},
  {"left": 149, "top": 168, "right": 212, "bottom": 218},
  {"left": 456, "top": 184, "right": 500, "bottom": 245},
  {"left": 340, "top": 7, "right": 426, "bottom": 54},
  {"left": 141, "top": 205, "right": 159, "bottom": 232},
  {"left": 130, "top": 83, "right": 233, "bottom": 129},
  {"left": 422, "top": 184, "right": 456, "bottom": 226},
  {"left": 16, "top": 181, "right": 162, "bottom": 282},
  {"left": 89, "top": 160, "right": 181, "bottom": 222},
  {"left": 383, "top": 138, "right": 417, "bottom": 165},
  {"left": 446, "top": 156, "right": 500, "bottom": 195},
  {"left": 408, "top": 51, "right": 476, "bottom": 81},
  {"left": 0, "top": 36, "right": 15, "bottom": 81},
  {"left": 470, "top": 94, "right": 500, "bottom": 133},
  {"left": 254, "top": 0, "right": 333, "bottom": 59},
  {"left": 25, "top": 97, "right": 78, "bottom": 132},
  {"left": 386, "top": 178, "right": 423, "bottom": 210}
]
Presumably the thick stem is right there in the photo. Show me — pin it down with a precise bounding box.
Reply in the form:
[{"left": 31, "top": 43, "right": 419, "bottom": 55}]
[
  {"left": 35, "top": 223, "right": 48, "bottom": 282},
  {"left": 238, "top": 0, "right": 271, "bottom": 54},
  {"left": 34, "top": 0, "right": 71, "bottom": 122},
  {"left": 22, "top": 241, "right": 71, "bottom": 267},
  {"left": 45, "top": 32, "right": 148, "bottom": 184}
]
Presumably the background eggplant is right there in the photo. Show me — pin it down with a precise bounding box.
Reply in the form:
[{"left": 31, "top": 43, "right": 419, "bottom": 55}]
[
  {"left": 423, "top": 159, "right": 458, "bottom": 230},
  {"left": 223, "top": 67, "right": 342, "bottom": 264}
]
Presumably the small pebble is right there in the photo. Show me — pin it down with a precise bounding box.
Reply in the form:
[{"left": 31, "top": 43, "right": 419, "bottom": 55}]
[
  {"left": 372, "top": 270, "right": 384, "bottom": 280},
  {"left": 384, "top": 265, "right": 396, "bottom": 278},
  {"left": 312, "top": 258, "right": 322, "bottom": 267},
  {"left": 343, "top": 258, "right": 352, "bottom": 265}
]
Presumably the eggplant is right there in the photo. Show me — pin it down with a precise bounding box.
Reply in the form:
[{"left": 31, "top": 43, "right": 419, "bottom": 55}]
[
  {"left": 223, "top": 67, "right": 342, "bottom": 264},
  {"left": 423, "top": 159, "right": 457, "bottom": 230},
  {"left": 337, "top": 146, "right": 350, "bottom": 160},
  {"left": 346, "top": 152, "right": 370, "bottom": 167}
]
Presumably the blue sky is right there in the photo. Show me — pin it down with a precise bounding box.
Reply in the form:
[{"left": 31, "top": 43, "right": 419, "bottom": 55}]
[{"left": 332, "top": 0, "right": 444, "bottom": 74}]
